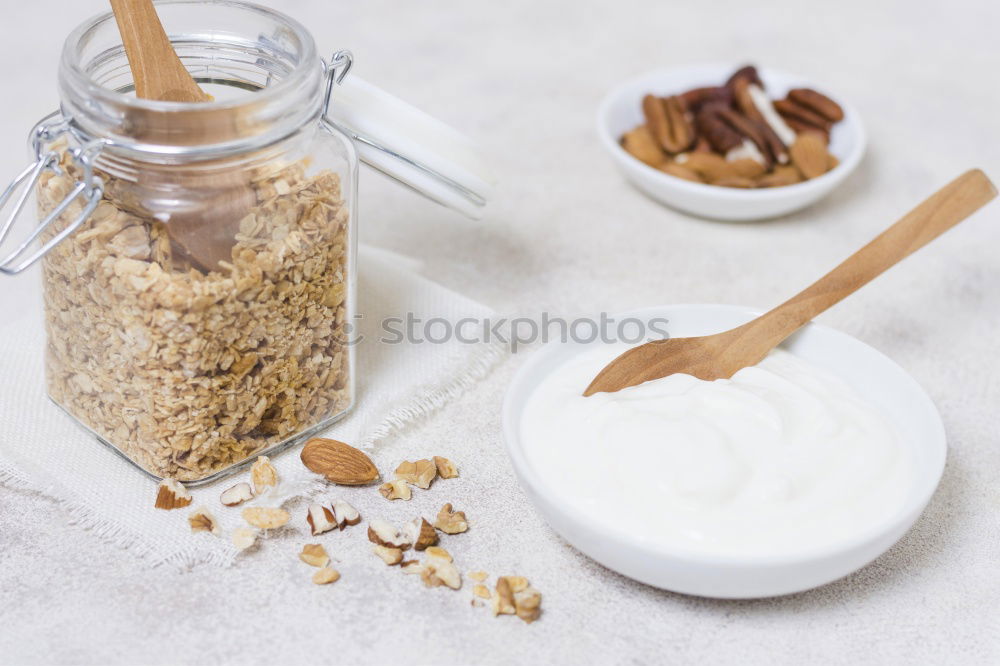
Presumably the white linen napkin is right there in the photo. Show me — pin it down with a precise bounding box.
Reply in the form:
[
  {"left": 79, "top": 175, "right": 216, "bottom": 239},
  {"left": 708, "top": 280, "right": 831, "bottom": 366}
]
[{"left": 0, "top": 245, "right": 505, "bottom": 568}]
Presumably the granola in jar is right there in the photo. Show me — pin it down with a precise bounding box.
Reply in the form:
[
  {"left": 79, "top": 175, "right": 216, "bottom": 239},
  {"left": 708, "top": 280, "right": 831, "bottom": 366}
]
[{"left": 39, "top": 153, "right": 352, "bottom": 480}]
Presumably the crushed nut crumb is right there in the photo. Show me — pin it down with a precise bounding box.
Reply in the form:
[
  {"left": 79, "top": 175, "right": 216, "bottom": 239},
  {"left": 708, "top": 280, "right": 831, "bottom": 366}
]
[
  {"left": 378, "top": 479, "right": 411, "bottom": 501},
  {"left": 299, "top": 543, "right": 330, "bottom": 568},
  {"left": 312, "top": 567, "right": 340, "bottom": 585},
  {"left": 242, "top": 507, "right": 290, "bottom": 530}
]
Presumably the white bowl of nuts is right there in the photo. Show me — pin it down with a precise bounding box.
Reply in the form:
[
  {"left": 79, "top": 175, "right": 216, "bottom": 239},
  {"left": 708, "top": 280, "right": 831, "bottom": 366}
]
[{"left": 598, "top": 64, "right": 866, "bottom": 221}]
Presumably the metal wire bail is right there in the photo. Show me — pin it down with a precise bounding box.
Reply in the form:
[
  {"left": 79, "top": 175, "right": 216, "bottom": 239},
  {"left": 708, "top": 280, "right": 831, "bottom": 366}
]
[
  {"left": 0, "top": 115, "right": 106, "bottom": 276},
  {"left": 322, "top": 49, "right": 354, "bottom": 117}
]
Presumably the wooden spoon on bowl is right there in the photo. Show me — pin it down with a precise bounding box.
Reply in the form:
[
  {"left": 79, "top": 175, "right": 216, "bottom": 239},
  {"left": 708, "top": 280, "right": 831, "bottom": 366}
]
[
  {"left": 110, "top": 0, "right": 254, "bottom": 272},
  {"left": 584, "top": 169, "right": 997, "bottom": 396}
]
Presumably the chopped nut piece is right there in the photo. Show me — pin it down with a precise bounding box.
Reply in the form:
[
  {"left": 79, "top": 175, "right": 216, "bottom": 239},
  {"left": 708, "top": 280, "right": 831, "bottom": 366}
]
[
  {"left": 332, "top": 500, "right": 361, "bottom": 528},
  {"left": 394, "top": 459, "right": 437, "bottom": 489},
  {"left": 434, "top": 503, "right": 468, "bottom": 534},
  {"left": 514, "top": 586, "right": 543, "bottom": 624},
  {"left": 378, "top": 479, "right": 411, "bottom": 501},
  {"left": 312, "top": 567, "right": 340, "bottom": 585},
  {"left": 232, "top": 527, "right": 259, "bottom": 551},
  {"left": 490, "top": 576, "right": 542, "bottom": 623},
  {"left": 421, "top": 558, "right": 462, "bottom": 590},
  {"left": 492, "top": 578, "right": 516, "bottom": 616},
  {"left": 306, "top": 504, "right": 337, "bottom": 536},
  {"left": 424, "top": 546, "right": 452, "bottom": 563},
  {"left": 250, "top": 456, "right": 279, "bottom": 495},
  {"left": 373, "top": 545, "right": 404, "bottom": 565},
  {"left": 500, "top": 575, "right": 529, "bottom": 593},
  {"left": 404, "top": 518, "right": 439, "bottom": 551},
  {"left": 473, "top": 584, "right": 491, "bottom": 599},
  {"left": 468, "top": 571, "right": 489, "bottom": 582},
  {"left": 188, "top": 507, "right": 221, "bottom": 535},
  {"left": 220, "top": 482, "right": 254, "bottom": 507},
  {"left": 433, "top": 456, "right": 458, "bottom": 479},
  {"left": 401, "top": 560, "right": 423, "bottom": 574},
  {"left": 154, "top": 478, "right": 192, "bottom": 510},
  {"left": 367, "top": 519, "right": 412, "bottom": 550},
  {"left": 299, "top": 543, "right": 330, "bottom": 568},
  {"left": 242, "top": 507, "right": 291, "bottom": 530}
]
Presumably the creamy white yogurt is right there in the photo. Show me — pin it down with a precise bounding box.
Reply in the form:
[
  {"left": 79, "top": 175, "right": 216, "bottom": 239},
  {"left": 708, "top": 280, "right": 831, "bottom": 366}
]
[{"left": 520, "top": 346, "right": 915, "bottom": 558}]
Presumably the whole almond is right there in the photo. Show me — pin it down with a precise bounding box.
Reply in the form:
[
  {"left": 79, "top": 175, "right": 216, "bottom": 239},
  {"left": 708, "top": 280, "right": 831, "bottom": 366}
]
[
  {"left": 301, "top": 438, "right": 380, "bottom": 485},
  {"left": 658, "top": 162, "right": 703, "bottom": 183},
  {"left": 756, "top": 165, "right": 803, "bottom": 188},
  {"left": 789, "top": 132, "right": 830, "bottom": 180},
  {"left": 711, "top": 176, "right": 755, "bottom": 189}
]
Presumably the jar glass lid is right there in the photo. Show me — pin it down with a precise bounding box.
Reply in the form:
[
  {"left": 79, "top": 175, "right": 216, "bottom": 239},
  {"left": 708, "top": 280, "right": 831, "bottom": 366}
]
[{"left": 323, "top": 53, "right": 495, "bottom": 220}]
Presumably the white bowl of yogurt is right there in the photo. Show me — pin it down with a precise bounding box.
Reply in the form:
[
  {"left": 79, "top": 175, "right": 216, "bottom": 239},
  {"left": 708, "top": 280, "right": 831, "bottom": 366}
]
[{"left": 502, "top": 304, "right": 945, "bottom": 598}]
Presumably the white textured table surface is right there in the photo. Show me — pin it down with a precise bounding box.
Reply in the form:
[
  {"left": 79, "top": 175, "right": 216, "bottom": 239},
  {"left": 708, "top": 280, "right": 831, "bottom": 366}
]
[{"left": 2, "top": 1, "right": 999, "bottom": 664}]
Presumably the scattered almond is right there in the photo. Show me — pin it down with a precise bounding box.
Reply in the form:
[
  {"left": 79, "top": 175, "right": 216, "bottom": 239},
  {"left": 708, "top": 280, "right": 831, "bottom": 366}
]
[
  {"left": 154, "top": 478, "right": 192, "bottom": 510},
  {"left": 468, "top": 571, "right": 489, "bottom": 582},
  {"left": 434, "top": 503, "right": 468, "bottom": 534},
  {"left": 232, "top": 527, "right": 259, "bottom": 551},
  {"left": 312, "top": 567, "right": 340, "bottom": 585},
  {"left": 300, "top": 543, "right": 330, "bottom": 568},
  {"left": 432, "top": 456, "right": 459, "bottom": 479},
  {"left": 250, "top": 456, "right": 278, "bottom": 495},
  {"left": 473, "top": 584, "right": 491, "bottom": 599},
  {"left": 300, "top": 438, "right": 379, "bottom": 485},
  {"left": 373, "top": 545, "right": 404, "bottom": 565},
  {"left": 188, "top": 507, "right": 220, "bottom": 535},
  {"left": 306, "top": 504, "right": 337, "bottom": 536},
  {"left": 242, "top": 507, "right": 291, "bottom": 530},
  {"left": 395, "top": 459, "right": 437, "bottom": 489},
  {"left": 378, "top": 479, "right": 411, "bottom": 501},
  {"left": 220, "top": 482, "right": 254, "bottom": 507}
]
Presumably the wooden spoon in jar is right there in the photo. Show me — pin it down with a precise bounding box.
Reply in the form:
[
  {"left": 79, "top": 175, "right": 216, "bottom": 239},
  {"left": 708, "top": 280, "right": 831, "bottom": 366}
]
[
  {"left": 110, "top": 0, "right": 254, "bottom": 272},
  {"left": 584, "top": 169, "right": 997, "bottom": 396}
]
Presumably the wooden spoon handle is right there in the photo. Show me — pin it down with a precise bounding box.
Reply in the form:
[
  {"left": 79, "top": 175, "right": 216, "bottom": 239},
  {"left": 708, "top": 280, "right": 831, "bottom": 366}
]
[
  {"left": 110, "top": 0, "right": 210, "bottom": 102},
  {"left": 747, "top": 169, "right": 997, "bottom": 347}
]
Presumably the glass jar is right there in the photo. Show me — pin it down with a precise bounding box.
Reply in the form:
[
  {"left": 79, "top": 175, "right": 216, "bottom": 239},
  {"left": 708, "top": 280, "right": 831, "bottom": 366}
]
[{"left": 0, "top": 1, "right": 492, "bottom": 483}]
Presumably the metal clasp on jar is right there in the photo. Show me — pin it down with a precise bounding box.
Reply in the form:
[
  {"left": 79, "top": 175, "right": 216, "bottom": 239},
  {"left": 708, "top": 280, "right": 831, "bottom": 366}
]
[{"left": 0, "top": 113, "right": 106, "bottom": 275}]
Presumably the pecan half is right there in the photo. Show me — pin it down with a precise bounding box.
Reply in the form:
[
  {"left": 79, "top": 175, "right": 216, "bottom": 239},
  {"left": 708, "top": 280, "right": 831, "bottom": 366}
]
[
  {"left": 678, "top": 86, "right": 732, "bottom": 113},
  {"left": 725, "top": 65, "right": 762, "bottom": 92},
  {"left": 731, "top": 79, "right": 788, "bottom": 163},
  {"left": 695, "top": 105, "right": 743, "bottom": 153},
  {"left": 643, "top": 95, "right": 694, "bottom": 154},
  {"left": 787, "top": 88, "right": 844, "bottom": 123},
  {"left": 774, "top": 98, "right": 831, "bottom": 132},
  {"left": 714, "top": 107, "right": 774, "bottom": 168}
]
